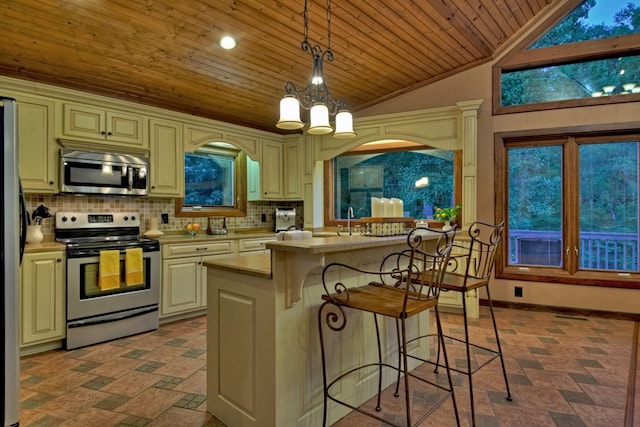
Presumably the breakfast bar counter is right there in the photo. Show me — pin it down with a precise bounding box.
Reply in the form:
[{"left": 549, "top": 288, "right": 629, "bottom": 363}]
[{"left": 204, "top": 233, "right": 439, "bottom": 427}]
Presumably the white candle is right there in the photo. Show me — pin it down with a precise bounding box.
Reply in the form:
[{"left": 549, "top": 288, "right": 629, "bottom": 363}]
[
  {"left": 391, "top": 198, "right": 403, "bottom": 217},
  {"left": 371, "top": 197, "right": 383, "bottom": 217},
  {"left": 382, "top": 198, "right": 394, "bottom": 217}
]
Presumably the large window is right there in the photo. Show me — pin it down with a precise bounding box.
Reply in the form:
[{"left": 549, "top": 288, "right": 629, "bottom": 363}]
[
  {"left": 175, "top": 144, "right": 247, "bottom": 218},
  {"left": 495, "top": 0, "right": 640, "bottom": 113},
  {"left": 325, "top": 143, "right": 460, "bottom": 226},
  {"left": 496, "top": 130, "right": 640, "bottom": 288}
]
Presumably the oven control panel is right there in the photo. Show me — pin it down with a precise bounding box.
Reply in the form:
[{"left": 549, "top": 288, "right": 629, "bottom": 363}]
[{"left": 56, "top": 212, "right": 140, "bottom": 229}]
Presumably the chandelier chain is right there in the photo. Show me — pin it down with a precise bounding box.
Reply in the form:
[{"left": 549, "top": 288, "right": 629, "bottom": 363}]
[
  {"left": 303, "top": 0, "right": 309, "bottom": 44},
  {"left": 327, "top": 0, "right": 332, "bottom": 52}
]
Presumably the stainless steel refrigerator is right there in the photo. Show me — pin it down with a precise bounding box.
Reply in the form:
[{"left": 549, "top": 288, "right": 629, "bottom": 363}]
[{"left": 2, "top": 97, "right": 23, "bottom": 427}]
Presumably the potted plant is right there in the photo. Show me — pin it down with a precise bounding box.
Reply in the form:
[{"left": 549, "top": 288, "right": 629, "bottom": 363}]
[{"left": 434, "top": 205, "right": 461, "bottom": 230}]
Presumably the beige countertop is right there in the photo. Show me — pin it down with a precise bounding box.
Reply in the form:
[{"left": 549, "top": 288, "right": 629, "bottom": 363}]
[
  {"left": 24, "top": 241, "right": 66, "bottom": 253},
  {"left": 203, "top": 253, "right": 271, "bottom": 279},
  {"left": 154, "top": 231, "right": 277, "bottom": 244},
  {"left": 266, "top": 233, "right": 411, "bottom": 254}
]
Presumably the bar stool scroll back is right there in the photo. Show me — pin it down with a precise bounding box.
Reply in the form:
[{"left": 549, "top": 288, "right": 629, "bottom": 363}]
[
  {"left": 318, "top": 226, "right": 460, "bottom": 427},
  {"left": 433, "top": 220, "right": 512, "bottom": 425}
]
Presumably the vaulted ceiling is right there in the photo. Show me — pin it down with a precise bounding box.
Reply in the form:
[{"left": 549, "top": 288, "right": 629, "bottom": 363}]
[{"left": 1, "top": 0, "right": 559, "bottom": 133}]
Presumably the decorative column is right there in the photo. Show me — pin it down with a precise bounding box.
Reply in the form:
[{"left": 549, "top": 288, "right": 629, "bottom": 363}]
[{"left": 456, "top": 100, "right": 482, "bottom": 230}]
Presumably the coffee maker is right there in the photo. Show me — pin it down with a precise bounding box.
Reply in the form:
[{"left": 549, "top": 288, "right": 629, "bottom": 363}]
[{"left": 275, "top": 207, "right": 296, "bottom": 232}]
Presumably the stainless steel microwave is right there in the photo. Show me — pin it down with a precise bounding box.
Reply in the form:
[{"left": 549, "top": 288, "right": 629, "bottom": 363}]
[{"left": 60, "top": 149, "right": 149, "bottom": 196}]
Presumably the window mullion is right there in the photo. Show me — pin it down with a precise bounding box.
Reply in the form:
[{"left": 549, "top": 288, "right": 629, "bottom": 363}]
[{"left": 564, "top": 137, "right": 579, "bottom": 274}]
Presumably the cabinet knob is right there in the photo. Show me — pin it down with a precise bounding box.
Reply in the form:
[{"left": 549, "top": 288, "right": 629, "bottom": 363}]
[
  {"left": 107, "top": 131, "right": 113, "bottom": 136},
  {"left": 56, "top": 258, "right": 62, "bottom": 263},
  {"left": 49, "top": 180, "right": 54, "bottom": 185},
  {"left": 151, "top": 185, "right": 155, "bottom": 189},
  {"left": 100, "top": 130, "right": 106, "bottom": 135}
]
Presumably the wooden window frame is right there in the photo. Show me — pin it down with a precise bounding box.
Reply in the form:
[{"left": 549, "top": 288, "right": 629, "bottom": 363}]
[
  {"left": 493, "top": 0, "right": 640, "bottom": 116},
  {"left": 175, "top": 150, "right": 248, "bottom": 218},
  {"left": 494, "top": 125, "right": 640, "bottom": 290},
  {"left": 324, "top": 147, "right": 463, "bottom": 228}
]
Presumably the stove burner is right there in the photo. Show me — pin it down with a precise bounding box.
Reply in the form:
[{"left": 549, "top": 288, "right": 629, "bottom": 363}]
[{"left": 55, "top": 212, "right": 160, "bottom": 258}]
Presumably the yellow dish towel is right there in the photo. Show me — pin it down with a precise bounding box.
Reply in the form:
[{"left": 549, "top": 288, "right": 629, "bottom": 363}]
[
  {"left": 99, "top": 250, "right": 121, "bottom": 290},
  {"left": 125, "top": 247, "right": 144, "bottom": 286}
]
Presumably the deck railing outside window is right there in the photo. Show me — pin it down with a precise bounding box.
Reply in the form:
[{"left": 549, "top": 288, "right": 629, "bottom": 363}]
[{"left": 509, "top": 230, "right": 638, "bottom": 271}]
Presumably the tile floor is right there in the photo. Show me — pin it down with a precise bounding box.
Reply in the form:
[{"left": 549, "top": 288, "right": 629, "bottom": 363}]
[{"left": 19, "top": 307, "right": 639, "bottom": 426}]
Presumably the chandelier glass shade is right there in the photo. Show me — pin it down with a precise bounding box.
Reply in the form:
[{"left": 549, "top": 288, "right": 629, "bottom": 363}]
[{"left": 276, "top": 0, "right": 355, "bottom": 138}]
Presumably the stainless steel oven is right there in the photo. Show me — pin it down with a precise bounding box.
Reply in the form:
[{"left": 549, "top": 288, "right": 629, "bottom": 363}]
[{"left": 56, "top": 212, "right": 160, "bottom": 350}]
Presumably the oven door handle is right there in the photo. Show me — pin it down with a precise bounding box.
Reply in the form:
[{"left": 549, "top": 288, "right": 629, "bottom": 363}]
[{"left": 67, "top": 305, "right": 158, "bottom": 328}]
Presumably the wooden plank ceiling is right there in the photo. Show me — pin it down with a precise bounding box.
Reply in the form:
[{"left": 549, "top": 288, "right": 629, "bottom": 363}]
[{"left": 1, "top": 0, "right": 557, "bottom": 133}]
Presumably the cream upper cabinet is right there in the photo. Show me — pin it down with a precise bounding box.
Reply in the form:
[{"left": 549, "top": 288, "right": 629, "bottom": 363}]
[
  {"left": 17, "top": 96, "right": 58, "bottom": 193},
  {"left": 261, "top": 140, "right": 283, "bottom": 199},
  {"left": 247, "top": 139, "right": 303, "bottom": 201},
  {"left": 247, "top": 141, "right": 282, "bottom": 200},
  {"left": 283, "top": 140, "right": 303, "bottom": 200},
  {"left": 20, "top": 251, "right": 66, "bottom": 348},
  {"left": 61, "top": 102, "right": 146, "bottom": 148},
  {"left": 149, "top": 118, "right": 184, "bottom": 197}
]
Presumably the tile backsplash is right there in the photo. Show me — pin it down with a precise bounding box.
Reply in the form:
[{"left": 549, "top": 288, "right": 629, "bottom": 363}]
[{"left": 25, "top": 194, "right": 303, "bottom": 236}]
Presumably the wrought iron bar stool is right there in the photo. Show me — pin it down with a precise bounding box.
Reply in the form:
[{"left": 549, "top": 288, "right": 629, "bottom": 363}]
[
  {"left": 318, "top": 227, "right": 460, "bottom": 427},
  {"left": 411, "top": 221, "right": 512, "bottom": 426}
]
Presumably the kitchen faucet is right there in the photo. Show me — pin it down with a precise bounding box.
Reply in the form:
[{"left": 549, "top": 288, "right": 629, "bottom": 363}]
[{"left": 347, "top": 206, "right": 354, "bottom": 235}]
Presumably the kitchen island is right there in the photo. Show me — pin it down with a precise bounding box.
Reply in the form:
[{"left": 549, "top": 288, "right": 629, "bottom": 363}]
[{"left": 204, "top": 233, "right": 439, "bottom": 427}]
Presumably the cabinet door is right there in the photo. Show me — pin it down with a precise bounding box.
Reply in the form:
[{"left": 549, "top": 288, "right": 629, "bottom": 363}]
[
  {"left": 149, "top": 118, "right": 184, "bottom": 197},
  {"left": 283, "top": 141, "right": 303, "bottom": 200},
  {"left": 62, "top": 103, "right": 146, "bottom": 147},
  {"left": 247, "top": 157, "right": 261, "bottom": 201},
  {"left": 18, "top": 96, "right": 58, "bottom": 193},
  {"left": 161, "top": 257, "right": 202, "bottom": 316},
  {"left": 62, "top": 103, "right": 106, "bottom": 141},
  {"left": 106, "top": 111, "right": 145, "bottom": 146},
  {"left": 238, "top": 237, "right": 277, "bottom": 253},
  {"left": 20, "top": 252, "right": 65, "bottom": 346},
  {"left": 261, "top": 140, "right": 283, "bottom": 199}
]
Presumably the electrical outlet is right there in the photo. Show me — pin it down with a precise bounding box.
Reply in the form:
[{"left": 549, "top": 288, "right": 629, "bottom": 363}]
[
  {"left": 261, "top": 213, "right": 267, "bottom": 222},
  {"left": 161, "top": 213, "right": 169, "bottom": 224},
  {"left": 514, "top": 286, "right": 523, "bottom": 297}
]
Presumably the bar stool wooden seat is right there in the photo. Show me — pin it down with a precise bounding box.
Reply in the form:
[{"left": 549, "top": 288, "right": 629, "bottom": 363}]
[
  {"left": 318, "top": 227, "right": 460, "bottom": 427},
  {"left": 411, "top": 221, "right": 512, "bottom": 426}
]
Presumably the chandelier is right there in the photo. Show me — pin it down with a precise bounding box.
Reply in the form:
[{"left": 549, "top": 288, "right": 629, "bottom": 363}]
[{"left": 276, "top": 0, "right": 355, "bottom": 138}]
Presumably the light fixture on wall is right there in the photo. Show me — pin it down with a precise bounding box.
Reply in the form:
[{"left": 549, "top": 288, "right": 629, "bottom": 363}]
[
  {"left": 276, "top": 0, "right": 355, "bottom": 138},
  {"left": 415, "top": 177, "right": 430, "bottom": 188},
  {"left": 592, "top": 82, "right": 639, "bottom": 97}
]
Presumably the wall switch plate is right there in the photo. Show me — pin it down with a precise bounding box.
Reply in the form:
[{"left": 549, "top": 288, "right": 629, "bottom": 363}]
[
  {"left": 161, "top": 213, "right": 169, "bottom": 224},
  {"left": 514, "top": 286, "right": 523, "bottom": 297}
]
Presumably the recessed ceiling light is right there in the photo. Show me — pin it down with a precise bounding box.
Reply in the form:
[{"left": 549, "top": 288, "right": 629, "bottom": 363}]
[{"left": 219, "top": 36, "right": 236, "bottom": 50}]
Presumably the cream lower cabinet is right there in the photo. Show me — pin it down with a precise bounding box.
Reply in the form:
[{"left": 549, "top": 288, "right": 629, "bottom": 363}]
[
  {"left": 20, "top": 251, "right": 65, "bottom": 347},
  {"left": 161, "top": 240, "right": 237, "bottom": 318},
  {"left": 238, "top": 236, "right": 277, "bottom": 254}
]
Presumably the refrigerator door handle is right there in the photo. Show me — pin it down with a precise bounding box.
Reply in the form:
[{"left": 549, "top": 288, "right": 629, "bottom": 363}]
[{"left": 19, "top": 180, "right": 27, "bottom": 264}]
